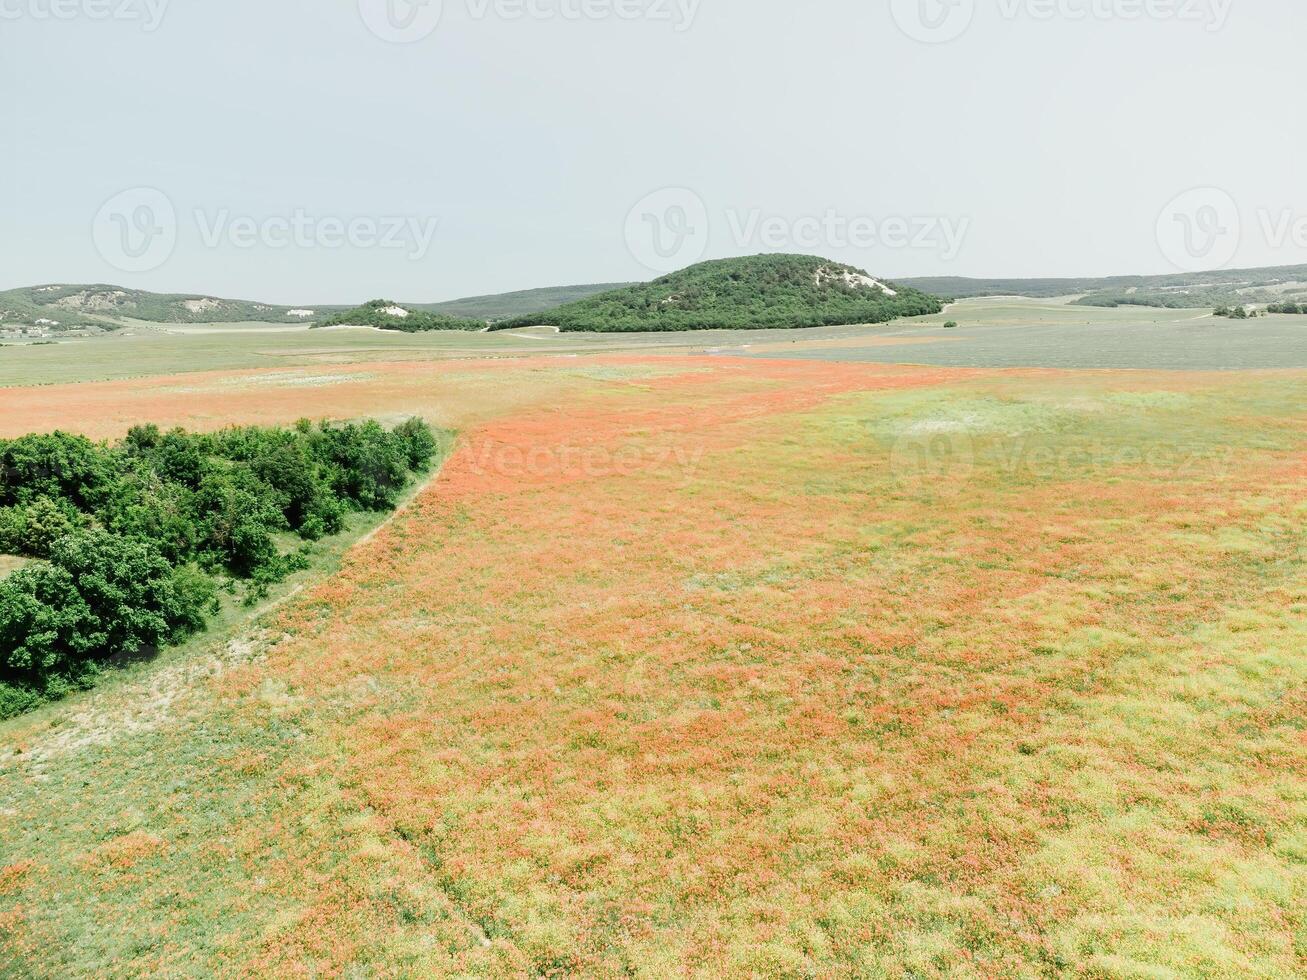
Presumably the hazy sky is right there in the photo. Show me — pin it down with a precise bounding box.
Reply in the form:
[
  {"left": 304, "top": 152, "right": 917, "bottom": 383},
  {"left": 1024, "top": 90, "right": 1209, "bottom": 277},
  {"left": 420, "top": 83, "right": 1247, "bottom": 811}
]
[{"left": 3, "top": 0, "right": 1306, "bottom": 302}]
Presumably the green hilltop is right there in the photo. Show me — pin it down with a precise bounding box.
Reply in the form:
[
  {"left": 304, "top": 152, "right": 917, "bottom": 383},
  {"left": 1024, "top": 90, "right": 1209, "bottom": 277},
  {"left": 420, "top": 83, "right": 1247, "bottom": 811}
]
[
  {"left": 495, "top": 254, "right": 944, "bottom": 332},
  {"left": 313, "top": 300, "right": 485, "bottom": 332}
]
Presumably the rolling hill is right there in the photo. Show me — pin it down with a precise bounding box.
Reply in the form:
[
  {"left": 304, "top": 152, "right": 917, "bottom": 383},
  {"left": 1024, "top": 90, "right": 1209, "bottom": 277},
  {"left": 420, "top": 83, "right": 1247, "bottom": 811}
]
[
  {"left": 313, "top": 299, "right": 485, "bottom": 332},
  {"left": 495, "top": 254, "right": 944, "bottom": 332},
  {"left": 11, "top": 261, "right": 1307, "bottom": 337},
  {"left": 0, "top": 284, "right": 329, "bottom": 330},
  {"left": 899, "top": 263, "right": 1307, "bottom": 308},
  {"left": 0, "top": 282, "right": 631, "bottom": 332},
  {"left": 414, "top": 282, "right": 634, "bottom": 320}
]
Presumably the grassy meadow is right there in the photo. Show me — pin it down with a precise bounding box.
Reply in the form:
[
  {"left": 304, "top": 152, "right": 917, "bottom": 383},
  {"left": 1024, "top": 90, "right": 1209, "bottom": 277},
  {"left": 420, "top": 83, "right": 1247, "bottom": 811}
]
[{"left": 1, "top": 334, "right": 1303, "bottom": 975}]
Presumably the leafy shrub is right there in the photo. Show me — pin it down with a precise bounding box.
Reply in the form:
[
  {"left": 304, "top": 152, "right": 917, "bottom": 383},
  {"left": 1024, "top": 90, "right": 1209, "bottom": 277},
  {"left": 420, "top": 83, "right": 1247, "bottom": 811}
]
[
  {"left": 0, "top": 432, "right": 111, "bottom": 509},
  {"left": 0, "top": 497, "right": 83, "bottom": 557},
  {"left": 0, "top": 416, "right": 444, "bottom": 717},
  {"left": 0, "top": 531, "right": 215, "bottom": 688}
]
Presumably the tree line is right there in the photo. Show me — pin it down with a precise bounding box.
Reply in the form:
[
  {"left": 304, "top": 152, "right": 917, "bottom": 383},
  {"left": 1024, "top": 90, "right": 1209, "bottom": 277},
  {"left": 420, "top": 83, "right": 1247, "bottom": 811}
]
[
  {"left": 0, "top": 418, "right": 441, "bottom": 717},
  {"left": 314, "top": 300, "right": 486, "bottom": 332}
]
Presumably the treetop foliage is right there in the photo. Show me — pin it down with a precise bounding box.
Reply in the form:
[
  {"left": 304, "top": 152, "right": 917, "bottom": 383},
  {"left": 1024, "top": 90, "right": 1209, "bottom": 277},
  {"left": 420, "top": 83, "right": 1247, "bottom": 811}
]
[
  {"left": 314, "top": 299, "right": 486, "bottom": 332},
  {"left": 0, "top": 417, "right": 443, "bottom": 717}
]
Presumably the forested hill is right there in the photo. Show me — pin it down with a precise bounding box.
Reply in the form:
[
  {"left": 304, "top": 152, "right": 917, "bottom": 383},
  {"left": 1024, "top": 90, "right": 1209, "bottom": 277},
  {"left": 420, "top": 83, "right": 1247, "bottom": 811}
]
[
  {"left": 899, "top": 263, "right": 1307, "bottom": 308},
  {"left": 494, "top": 255, "right": 944, "bottom": 332},
  {"left": 0, "top": 284, "right": 328, "bottom": 329},
  {"left": 313, "top": 300, "right": 485, "bottom": 332}
]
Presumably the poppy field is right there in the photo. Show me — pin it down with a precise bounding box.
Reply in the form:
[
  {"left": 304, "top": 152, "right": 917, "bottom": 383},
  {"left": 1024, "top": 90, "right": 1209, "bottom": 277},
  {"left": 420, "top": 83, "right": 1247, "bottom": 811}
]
[{"left": 1, "top": 351, "right": 1304, "bottom": 977}]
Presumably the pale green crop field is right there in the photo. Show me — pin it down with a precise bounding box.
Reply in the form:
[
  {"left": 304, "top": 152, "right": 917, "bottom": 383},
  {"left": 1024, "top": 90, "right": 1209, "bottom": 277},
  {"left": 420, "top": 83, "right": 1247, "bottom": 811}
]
[
  {"left": 5, "top": 299, "right": 1278, "bottom": 388},
  {"left": 0, "top": 319, "right": 878, "bottom": 388}
]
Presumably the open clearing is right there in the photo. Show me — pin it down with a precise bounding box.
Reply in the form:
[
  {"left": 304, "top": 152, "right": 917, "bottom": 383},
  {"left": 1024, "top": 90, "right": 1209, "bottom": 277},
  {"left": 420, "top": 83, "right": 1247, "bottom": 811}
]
[{"left": 1, "top": 311, "right": 1305, "bottom": 976}]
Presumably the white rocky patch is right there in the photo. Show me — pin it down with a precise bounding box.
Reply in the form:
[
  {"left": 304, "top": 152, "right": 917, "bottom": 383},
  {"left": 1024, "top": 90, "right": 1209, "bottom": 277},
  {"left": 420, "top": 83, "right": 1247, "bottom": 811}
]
[{"left": 815, "top": 267, "right": 898, "bottom": 297}]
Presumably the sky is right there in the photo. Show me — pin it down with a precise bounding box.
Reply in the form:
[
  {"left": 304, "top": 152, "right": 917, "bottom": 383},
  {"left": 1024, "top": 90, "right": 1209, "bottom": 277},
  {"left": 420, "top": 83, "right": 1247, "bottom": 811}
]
[{"left": 3, "top": 0, "right": 1306, "bottom": 303}]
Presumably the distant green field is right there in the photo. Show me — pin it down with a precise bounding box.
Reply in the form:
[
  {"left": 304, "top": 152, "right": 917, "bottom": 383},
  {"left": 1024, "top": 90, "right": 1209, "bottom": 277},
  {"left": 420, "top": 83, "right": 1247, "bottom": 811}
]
[
  {"left": 747, "top": 297, "right": 1307, "bottom": 370},
  {"left": 0, "top": 318, "right": 885, "bottom": 387},
  {"left": 6, "top": 298, "right": 1306, "bottom": 388}
]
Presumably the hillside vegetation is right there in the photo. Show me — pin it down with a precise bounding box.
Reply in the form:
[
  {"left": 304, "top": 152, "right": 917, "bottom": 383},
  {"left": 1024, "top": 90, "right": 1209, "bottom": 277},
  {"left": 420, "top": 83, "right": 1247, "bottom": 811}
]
[
  {"left": 0, "top": 282, "right": 629, "bottom": 331},
  {"left": 0, "top": 284, "right": 331, "bottom": 330},
  {"left": 314, "top": 300, "right": 486, "bottom": 332},
  {"left": 497, "top": 254, "right": 943, "bottom": 332},
  {"left": 417, "top": 282, "right": 635, "bottom": 320},
  {"left": 900, "top": 263, "right": 1307, "bottom": 308}
]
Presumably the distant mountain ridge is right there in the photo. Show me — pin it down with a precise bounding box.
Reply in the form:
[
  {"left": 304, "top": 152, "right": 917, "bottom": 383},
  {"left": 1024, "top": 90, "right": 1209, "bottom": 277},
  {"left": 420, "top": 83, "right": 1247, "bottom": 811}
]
[
  {"left": 7, "top": 261, "right": 1307, "bottom": 334},
  {"left": 0, "top": 281, "right": 629, "bottom": 332},
  {"left": 0, "top": 284, "right": 327, "bottom": 330},
  {"left": 899, "top": 263, "right": 1307, "bottom": 308}
]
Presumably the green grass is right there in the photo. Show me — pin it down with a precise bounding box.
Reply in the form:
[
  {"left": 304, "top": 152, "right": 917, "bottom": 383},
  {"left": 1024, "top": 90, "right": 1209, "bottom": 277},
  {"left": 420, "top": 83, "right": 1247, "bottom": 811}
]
[{"left": 2, "top": 362, "right": 1301, "bottom": 975}]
